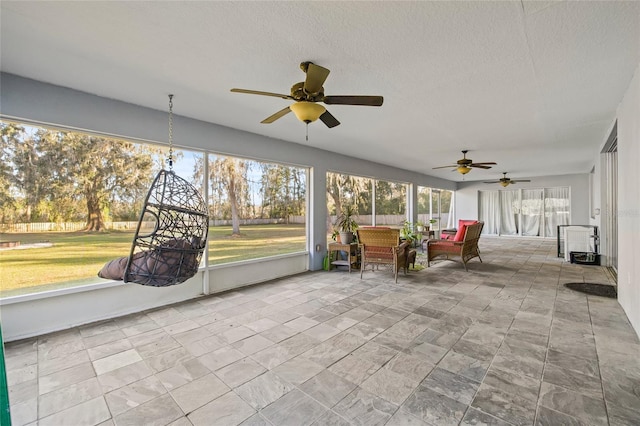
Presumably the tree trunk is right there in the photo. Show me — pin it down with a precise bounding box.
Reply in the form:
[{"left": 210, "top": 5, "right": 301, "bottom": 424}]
[
  {"left": 85, "top": 191, "right": 104, "bottom": 231},
  {"left": 228, "top": 175, "right": 241, "bottom": 235}
]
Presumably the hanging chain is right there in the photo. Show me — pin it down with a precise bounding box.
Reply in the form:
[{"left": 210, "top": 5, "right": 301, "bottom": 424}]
[{"left": 168, "top": 94, "right": 174, "bottom": 171}]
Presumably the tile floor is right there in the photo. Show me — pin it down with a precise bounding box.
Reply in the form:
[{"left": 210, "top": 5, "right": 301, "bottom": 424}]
[{"left": 5, "top": 237, "right": 640, "bottom": 425}]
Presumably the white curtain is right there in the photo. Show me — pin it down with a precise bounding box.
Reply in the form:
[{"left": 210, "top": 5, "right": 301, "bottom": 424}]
[
  {"left": 500, "top": 190, "right": 519, "bottom": 235},
  {"left": 544, "top": 187, "right": 570, "bottom": 238},
  {"left": 521, "top": 189, "right": 543, "bottom": 236},
  {"left": 479, "top": 187, "right": 570, "bottom": 238},
  {"left": 479, "top": 191, "right": 500, "bottom": 234}
]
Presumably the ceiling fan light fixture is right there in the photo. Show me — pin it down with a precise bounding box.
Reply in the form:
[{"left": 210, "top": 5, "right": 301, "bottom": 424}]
[
  {"left": 457, "top": 165, "right": 471, "bottom": 175},
  {"left": 290, "top": 101, "right": 325, "bottom": 123},
  {"left": 500, "top": 181, "right": 510, "bottom": 187}
]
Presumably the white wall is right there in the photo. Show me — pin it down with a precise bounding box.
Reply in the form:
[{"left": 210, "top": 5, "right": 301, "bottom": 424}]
[
  {"left": 0, "top": 253, "right": 309, "bottom": 341},
  {"left": 455, "top": 173, "right": 590, "bottom": 225},
  {"left": 1, "top": 274, "right": 205, "bottom": 341},
  {"left": 616, "top": 64, "right": 640, "bottom": 336}
]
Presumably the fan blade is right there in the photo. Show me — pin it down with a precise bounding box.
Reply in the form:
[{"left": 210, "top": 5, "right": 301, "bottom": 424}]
[
  {"left": 432, "top": 165, "right": 458, "bottom": 169},
  {"left": 261, "top": 106, "right": 292, "bottom": 124},
  {"left": 483, "top": 181, "right": 500, "bottom": 184},
  {"left": 470, "top": 162, "right": 497, "bottom": 166},
  {"left": 231, "top": 88, "right": 293, "bottom": 100},
  {"left": 469, "top": 165, "right": 493, "bottom": 169},
  {"left": 319, "top": 110, "right": 340, "bottom": 128},
  {"left": 512, "top": 180, "right": 531, "bottom": 183},
  {"left": 304, "top": 63, "right": 330, "bottom": 95},
  {"left": 323, "top": 95, "right": 384, "bottom": 106}
]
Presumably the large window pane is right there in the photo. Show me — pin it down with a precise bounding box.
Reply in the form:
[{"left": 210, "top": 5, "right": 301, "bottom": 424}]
[
  {"left": 326, "top": 172, "right": 372, "bottom": 239},
  {"left": 375, "top": 180, "right": 406, "bottom": 227},
  {"left": 440, "top": 190, "right": 454, "bottom": 229},
  {"left": 1, "top": 121, "right": 204, "bottom": 296},
  {"left": 417, "top": 186, "right": 453, "bottom": 232},
  {"left": 417, "top": 186, "right": 432, "bottom": 230},
  {"left": 207, "top": 155, "right": 306, "bottom": 264}
]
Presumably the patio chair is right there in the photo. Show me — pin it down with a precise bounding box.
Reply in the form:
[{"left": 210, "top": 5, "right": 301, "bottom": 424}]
[
  {"left": 357, "top": 228, "right": 410, "bottom": 283},
  {"left": 426, "top": 221, "right": 484, "bottom": 271}
]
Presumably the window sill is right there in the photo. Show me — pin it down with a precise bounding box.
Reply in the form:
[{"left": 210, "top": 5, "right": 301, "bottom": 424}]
[{"left": 1, "top": 278, "right": 128, "bottom": 306}]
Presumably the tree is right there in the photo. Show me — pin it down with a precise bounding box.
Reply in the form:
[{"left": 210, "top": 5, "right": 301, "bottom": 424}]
[
  {"left": 2, "top": 123, "right": 160, "bottom": 231},
  {"left": 260, "top": 164, "right": 306, "bottom": 220},
  {"left": 374, "top": 180, "right": 407, "bottom": 216},
  {"left": 2, "top": 124, "right": 45, "bottom": 222},
  {"left": 202, "top": 155, "right": 249, "bottom": 235},
  {"left": 0, "top": 123, "right": 21, "bottom": 223},
  {"left": 326, "top": 173, "right": 371, "bottom": 229},
  {"left": 48, "top": 132, "right": 158, "bottom": 231}
]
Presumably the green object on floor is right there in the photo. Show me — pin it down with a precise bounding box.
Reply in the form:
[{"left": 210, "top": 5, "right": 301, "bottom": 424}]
[
  {"left": 0, "top": 324, "right": 11, "bottom": 425},
  {"left": 323, "top": 255, "right": 329, "bottom": 271}
]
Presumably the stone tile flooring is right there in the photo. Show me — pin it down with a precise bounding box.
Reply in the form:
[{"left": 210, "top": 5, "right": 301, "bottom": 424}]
[{"left": 5, "top": 237, "right": 640, "bottom": 425}]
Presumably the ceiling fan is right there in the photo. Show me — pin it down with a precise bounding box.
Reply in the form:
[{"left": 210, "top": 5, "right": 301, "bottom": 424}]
[
  {"left": 230, "top": 61, "right": 383, "bottom": 129},
  {"left": 484, "top": 172, "right": 531, "bottom": 187},
  {"left": 432, "top": 150, "right": 497, "bottom": 175}
]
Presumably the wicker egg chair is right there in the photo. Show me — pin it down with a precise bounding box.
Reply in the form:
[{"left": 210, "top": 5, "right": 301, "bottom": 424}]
[{"left": 98, "top": 169, "right": 208, "bottom": 287}]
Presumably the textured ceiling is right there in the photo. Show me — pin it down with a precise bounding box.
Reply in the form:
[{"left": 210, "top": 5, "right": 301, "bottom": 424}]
[{"left": 1, "top": 1, "right": 638, "bottom": 182}]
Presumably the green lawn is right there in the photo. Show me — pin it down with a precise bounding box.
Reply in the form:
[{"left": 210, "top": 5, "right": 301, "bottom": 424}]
[
  {"left": 208, "top": 224, "right": 305, "bottom": 264},
  {"left": 0, "top": 224, "right": 306, "bottom": 297}
]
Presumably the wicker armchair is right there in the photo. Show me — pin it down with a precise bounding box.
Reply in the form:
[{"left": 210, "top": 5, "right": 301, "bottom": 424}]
[
  {"left": 357, "top": 228, "right": 410, "bottom": 283},
  {"left": 426, "top": 221, "right": 484, "bottom": 271}
]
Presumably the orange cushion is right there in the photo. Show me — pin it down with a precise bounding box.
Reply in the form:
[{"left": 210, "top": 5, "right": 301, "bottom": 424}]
[
  {"left": 453, "top": 225, "right": 467, "bottom": 241},
  {"left": 453, "top": 220, "right": 477, "bottom": 241},
  {"left": 459, "top": 219, "right": 478, "bottom": 228}
]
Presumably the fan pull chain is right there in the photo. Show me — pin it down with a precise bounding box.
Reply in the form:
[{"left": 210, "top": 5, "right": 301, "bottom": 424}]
[
  {"left": 305, "top": 123, "right": 309, "bottom": 141},
  {"left": 168, "top": 94, "right": 174, "bottom": 171}
]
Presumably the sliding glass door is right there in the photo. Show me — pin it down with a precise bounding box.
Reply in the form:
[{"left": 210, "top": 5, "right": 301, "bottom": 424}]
[
  {"left": 479, "top": 187, "right": 569, "bottom": 237},
  {"left": 417, "top": 187, "right": 455, "bottom": 237}
]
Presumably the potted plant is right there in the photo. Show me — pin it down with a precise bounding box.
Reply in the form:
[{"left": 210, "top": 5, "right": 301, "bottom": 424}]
[
  {"left": 400, "top": 220, "right": 416, "bottom": 244},
  {"left": 416, "top": 221, "right": 426, "bottom": 233},
  {"left": 336, "top": 205, "right": 358, "bottom": 244}
]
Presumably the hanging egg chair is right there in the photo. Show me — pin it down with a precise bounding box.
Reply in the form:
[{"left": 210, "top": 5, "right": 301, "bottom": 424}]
[{"left": 98, "top": 95, "right": 208, "bottom": 286}]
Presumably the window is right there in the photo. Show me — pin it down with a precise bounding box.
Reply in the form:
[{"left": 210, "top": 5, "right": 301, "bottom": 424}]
[
  {"left": 374, "top": 180, "right": 407, "bottom": 226},
  {"left": 417, "top": 186, "right": 454, "bottom": 232},
  {"left": 326, "top": 172, "right": 411, "bottom": 237},
  {"left": 207, "top": 154, "right": 307, "bottom": 264},
  {"left": 0, "top": 120, "right": 308, "bottom": 297},
  {"left": 326, "top": 172, "right": 372, "bottom": 242},
  {"left": 0, "top": 120, "right": 202, "bottom": 296}
]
